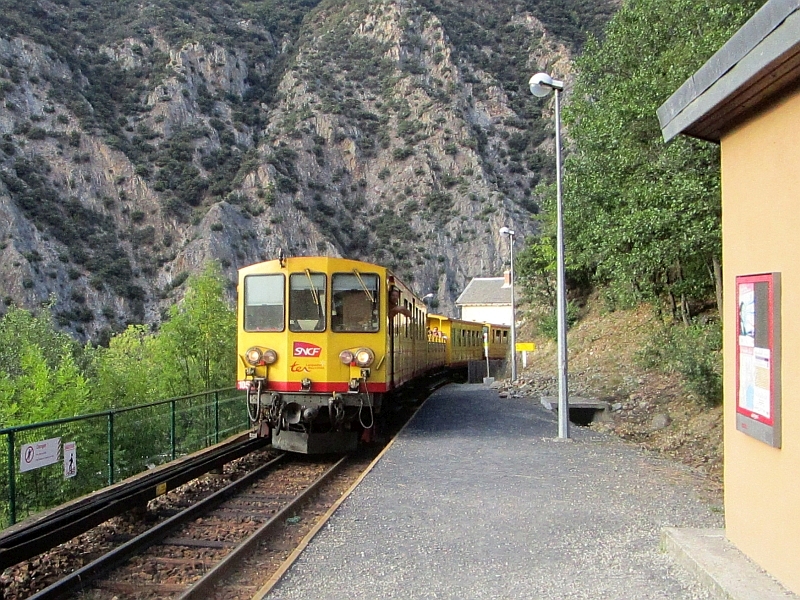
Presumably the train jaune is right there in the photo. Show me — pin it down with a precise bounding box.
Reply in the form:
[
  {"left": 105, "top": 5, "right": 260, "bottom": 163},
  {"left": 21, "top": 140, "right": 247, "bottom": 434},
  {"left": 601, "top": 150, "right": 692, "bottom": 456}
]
[{"left": 237, "top": 256, "right": 510, "bottom": 453}]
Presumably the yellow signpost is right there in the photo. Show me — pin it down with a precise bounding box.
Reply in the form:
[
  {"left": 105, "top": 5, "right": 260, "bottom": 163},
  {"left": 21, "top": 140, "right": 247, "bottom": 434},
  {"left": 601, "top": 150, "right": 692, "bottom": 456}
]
[{"left": 515, "top": 342, "right": 536, "bottom": 369}]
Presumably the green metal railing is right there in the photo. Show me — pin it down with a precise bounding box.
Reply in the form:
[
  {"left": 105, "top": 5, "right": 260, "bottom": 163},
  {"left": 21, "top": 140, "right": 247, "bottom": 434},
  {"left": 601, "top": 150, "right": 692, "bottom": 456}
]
[{"left": 0, "top": 387, "right": 250, "bottom": 528}]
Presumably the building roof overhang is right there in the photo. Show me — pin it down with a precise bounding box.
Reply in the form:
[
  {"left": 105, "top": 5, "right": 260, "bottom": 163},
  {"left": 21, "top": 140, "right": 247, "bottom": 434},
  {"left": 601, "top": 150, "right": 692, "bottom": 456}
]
[{"left": 658, "top": 0, "right": 800, "bottom": 143}]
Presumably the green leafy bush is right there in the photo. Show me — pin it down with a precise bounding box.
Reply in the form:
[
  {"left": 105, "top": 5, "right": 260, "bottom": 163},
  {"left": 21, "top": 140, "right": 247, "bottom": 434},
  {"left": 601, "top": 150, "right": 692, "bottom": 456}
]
[
  {"left": 638, "top": 321, "right": 722, "bottom": 406},
  {"left": 393, "top": 146, "right": 414, "bottom": 160},
  {"left": 532, "top": 301, "right": 580, "bottom": 341}
]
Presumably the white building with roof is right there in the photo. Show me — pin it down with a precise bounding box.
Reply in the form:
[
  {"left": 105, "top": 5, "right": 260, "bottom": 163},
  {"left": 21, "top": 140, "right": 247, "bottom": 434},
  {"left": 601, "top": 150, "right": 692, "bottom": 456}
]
[{"left": 455, "top": 272, "right": 513, "bottom": 325}]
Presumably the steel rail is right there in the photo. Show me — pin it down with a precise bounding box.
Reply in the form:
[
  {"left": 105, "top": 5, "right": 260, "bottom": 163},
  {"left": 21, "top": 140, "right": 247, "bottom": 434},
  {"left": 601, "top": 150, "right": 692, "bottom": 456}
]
[
  {"left": 177, "top": 454, "right": 349, "bottom": 600},
  {"left": 0, "top": 435, "right": 266, "bottom": 571},
  {"left": 27, "top": 452, "right": 290, "bottom": 600}
]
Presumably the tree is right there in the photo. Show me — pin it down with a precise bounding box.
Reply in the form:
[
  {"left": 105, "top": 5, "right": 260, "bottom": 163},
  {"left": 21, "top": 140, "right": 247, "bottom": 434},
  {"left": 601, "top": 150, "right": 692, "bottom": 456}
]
[
  {"left": 0, "top": 307, "right": 91, "bottom": 427},
  {"left": 154, "top": 263, "right": 237, "bottom": 396},
  {"left": 91, "top": 324, "right": 162, "bottom": 409},
  {"left": 0, "top": 305, "right": 79, "bottom": 378},
  {"left": 560, "top": 0, "right": 764, "bottom": 318},
  {"left": 516, "top": 208, "right": 558, "bottom": 310}
]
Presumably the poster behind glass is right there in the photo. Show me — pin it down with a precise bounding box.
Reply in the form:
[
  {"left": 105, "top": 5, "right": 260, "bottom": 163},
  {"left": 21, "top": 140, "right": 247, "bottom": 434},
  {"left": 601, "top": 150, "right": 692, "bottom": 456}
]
[{"left": 736, "top": 273, "right": 781, "bottom": 448}]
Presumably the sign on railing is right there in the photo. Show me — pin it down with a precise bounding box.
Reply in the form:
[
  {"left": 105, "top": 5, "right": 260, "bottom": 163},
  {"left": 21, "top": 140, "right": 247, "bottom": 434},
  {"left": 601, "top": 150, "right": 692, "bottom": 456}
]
[
  {"left": 1, "top": 388, "right": 249, "bottom": 528},
  {"left": 19, "top": 438, "right": 61, "bottom": 473}
]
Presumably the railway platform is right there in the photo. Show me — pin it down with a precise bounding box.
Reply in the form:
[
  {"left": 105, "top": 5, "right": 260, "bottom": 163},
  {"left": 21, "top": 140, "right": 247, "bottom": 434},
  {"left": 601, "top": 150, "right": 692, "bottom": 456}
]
[{"left": 257, "top": 383, "right": 771, "bottom": 599}]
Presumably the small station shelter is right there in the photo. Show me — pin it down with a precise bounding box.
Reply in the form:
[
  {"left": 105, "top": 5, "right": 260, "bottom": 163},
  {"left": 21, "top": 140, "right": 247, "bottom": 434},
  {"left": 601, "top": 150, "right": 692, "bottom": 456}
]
[{"left": 658, "top": 0, "right": 800, "bottom": 593}]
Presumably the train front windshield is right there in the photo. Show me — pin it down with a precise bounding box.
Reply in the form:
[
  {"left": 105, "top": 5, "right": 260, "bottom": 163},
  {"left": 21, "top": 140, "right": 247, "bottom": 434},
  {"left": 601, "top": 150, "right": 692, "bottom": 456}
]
[
  {"left": 244, "top": 274, "right": 285, "bottom": 331},
  {"left": 331, "top": 272, "right": 380, "bottom": 332},
  {"left": 289, "top": 271, "right": 327, "bottom": 332}
]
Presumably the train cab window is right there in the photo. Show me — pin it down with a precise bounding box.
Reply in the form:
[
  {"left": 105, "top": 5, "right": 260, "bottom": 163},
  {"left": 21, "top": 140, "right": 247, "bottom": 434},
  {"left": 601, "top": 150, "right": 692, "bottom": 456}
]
[
  {"left": 244, "top": 274, "right": 285, "bottom": 332},
  {"left": 331, "top": 272, "right": 379, "bottom": 332},
  {"left": 289, "top": 271, "right": 326, "bottom": 332}
]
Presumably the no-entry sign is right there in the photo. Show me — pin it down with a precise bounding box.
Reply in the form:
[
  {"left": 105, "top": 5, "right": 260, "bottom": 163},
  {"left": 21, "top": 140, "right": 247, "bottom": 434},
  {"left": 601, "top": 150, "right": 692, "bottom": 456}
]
[{"left": 19, "top": 437, "right": 61, "bottom": 473}]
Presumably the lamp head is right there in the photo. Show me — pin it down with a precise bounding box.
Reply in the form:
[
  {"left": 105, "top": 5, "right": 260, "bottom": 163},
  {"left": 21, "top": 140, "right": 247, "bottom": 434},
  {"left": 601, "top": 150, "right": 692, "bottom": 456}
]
[
  {"left": 529, "top": 72, "right": 564, "bottom": 97},
  {"left": 499, "top": 226, "right": 514, "bottom": 237},
  {"left": 422, "top": 293, "right": 435, "bottom": 300}
]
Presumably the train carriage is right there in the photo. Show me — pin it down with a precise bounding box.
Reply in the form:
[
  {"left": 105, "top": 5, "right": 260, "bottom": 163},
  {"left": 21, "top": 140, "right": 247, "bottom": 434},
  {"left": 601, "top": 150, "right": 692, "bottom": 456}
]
[
  {"left": 426, "top": 314, "right": 485, "bottom": 368},
  {"left": 484, "top": 322, "right": 511, "bottom": 360},
  {"left": 237, "top": 256, "right": 441, "bottom": 453}
]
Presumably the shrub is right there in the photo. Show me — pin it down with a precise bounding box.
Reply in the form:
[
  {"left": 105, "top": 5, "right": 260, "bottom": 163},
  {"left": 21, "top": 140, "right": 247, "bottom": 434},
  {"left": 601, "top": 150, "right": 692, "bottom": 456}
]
[
  {"left": 27, "top": 127, "right": 47, "bottom": 140},
  {"left": 393, "top": 146, "right": 414, "bottom": 160},
  {"left": 637, "top": 321, "right": 722, "bottom": 406},
  {"left": 532, "top": 301, "right": 581, "bottom": 341}
]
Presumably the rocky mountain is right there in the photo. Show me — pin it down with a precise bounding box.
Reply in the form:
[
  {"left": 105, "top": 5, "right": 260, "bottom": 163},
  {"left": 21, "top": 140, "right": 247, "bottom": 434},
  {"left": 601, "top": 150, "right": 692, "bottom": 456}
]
[{"left": 0, "top": 0, "right": 614, "bottom": 340}]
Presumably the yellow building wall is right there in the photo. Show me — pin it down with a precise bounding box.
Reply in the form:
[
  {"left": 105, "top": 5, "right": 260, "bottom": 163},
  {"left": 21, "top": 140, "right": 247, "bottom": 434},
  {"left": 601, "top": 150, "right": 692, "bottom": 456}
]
[{"left": 721, "top": 89, "right": 800, "bottom": 594}]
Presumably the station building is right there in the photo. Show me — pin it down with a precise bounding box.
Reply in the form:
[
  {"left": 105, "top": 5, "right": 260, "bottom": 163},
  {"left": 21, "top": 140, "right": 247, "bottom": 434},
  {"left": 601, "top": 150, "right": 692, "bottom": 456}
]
[
  {"left": 455, "top": 272, "right": 513, "bottom": 325},
  {"left": 658, "top": 0, "right": 800, "bottom": 593}
]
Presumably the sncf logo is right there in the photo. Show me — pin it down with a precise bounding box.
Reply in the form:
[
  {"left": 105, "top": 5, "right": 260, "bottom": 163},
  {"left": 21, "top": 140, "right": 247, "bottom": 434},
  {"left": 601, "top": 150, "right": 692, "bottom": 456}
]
[{"left": 293, "top": 342, "right": 322, "bottom": 357}]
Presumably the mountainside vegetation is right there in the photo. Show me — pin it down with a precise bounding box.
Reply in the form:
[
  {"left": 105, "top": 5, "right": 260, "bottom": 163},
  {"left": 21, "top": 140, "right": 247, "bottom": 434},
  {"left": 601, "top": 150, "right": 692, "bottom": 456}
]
[
  {"left": 0, "top": 0, "right": 616, "bottom": 342},
  {"left": 0, "top": 264, "right": 234, "bottom": 428}
]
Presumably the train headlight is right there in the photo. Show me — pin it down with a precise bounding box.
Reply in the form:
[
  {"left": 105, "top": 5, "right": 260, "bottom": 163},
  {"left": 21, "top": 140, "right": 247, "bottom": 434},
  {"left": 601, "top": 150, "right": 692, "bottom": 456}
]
[
  {"left": 245, "top": 347, "right": 263, "bottom": 366},
  {"left": 245, "top": 347, "right": 277, "bottom": 366},
  {"left": 339, "top": 350, "right": 355, "bottom": 365},
  {"left": 355, "top": 348, "right": 375, "bottom": 367}
]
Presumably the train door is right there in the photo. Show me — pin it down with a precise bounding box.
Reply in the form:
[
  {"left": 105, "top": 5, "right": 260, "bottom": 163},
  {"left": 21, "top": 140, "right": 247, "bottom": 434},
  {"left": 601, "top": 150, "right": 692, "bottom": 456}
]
[
  {"left": 388, "top": 287, "right": 398, "bottom": 389},
  {"left": 388, "top": 286, "right": 412, "bottom": 388},
  {"left": 389, "top": 313, "right": 396, "bottom": 388}
]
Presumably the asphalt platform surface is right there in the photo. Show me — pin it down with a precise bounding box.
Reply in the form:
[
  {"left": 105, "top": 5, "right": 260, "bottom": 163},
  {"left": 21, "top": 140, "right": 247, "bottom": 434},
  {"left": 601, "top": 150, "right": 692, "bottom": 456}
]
[{"left": 264, "top": 383, "right": 723, "bottom": 599}]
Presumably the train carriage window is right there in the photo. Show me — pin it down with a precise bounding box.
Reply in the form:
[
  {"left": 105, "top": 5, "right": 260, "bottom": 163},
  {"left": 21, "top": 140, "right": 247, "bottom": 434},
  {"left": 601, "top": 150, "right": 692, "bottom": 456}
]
[
  {"left": 331, "top": 272, "right": 379, "bottom": 332},
  {"left": 244, "top": 274, "right": 285, "bottom": 332},
  {"left": 289, "top": 271, "right": 327, "bottom": 332}
]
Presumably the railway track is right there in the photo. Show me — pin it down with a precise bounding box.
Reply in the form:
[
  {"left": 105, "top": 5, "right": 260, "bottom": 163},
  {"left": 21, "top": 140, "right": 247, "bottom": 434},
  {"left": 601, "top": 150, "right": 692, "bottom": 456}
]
[
  {"left": 3, "top": 387, "right": 437, "bottom": 600},
  {"left": 20, "top": 453, "right": 346, "bottom": 599},
  {"left": 0, "top": 435, "right": 268, "bottom": 574}
]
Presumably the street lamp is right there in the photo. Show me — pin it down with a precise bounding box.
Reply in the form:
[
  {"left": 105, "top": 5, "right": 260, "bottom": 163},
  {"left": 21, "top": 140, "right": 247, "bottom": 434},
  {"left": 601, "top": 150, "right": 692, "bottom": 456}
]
[
  {"left": 499, "top": 226, "right": 517, "bottom": 382},
  {"left": 530, "top": 71, "right": 570, "bottom": 440}
]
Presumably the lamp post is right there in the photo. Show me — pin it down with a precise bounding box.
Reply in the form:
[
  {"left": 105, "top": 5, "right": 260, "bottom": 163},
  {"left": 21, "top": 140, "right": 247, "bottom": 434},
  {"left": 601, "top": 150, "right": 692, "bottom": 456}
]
[
  {"left": 499, "top": 226, "right": 517, "bottom": 382},
  {"left": 530, "top": 72, "right": 570, "bottom": 440}
]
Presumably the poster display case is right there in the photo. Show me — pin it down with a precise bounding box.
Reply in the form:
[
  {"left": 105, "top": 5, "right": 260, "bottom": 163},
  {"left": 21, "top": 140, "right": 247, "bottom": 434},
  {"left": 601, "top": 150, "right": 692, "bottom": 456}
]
[{"left": 736, "top": 273, "right": 781, "bottom": 448}]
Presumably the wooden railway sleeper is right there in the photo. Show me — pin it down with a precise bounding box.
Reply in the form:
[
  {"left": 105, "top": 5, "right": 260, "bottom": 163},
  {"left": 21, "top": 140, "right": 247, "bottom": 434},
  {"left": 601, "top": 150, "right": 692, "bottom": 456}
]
[{"left": 26, "top": 453, "right": 288, "bottom": 600}]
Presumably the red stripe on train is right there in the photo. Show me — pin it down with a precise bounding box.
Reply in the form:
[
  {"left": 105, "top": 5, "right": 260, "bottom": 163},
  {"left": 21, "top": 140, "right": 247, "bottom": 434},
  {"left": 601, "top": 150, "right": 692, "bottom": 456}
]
[{"left": 238, "top": 381, "right": 388, "bottom": 393}]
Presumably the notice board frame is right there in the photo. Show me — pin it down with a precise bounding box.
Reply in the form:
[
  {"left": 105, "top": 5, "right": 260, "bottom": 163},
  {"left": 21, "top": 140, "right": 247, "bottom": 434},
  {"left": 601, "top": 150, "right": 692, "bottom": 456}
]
[{"left": 735, "top": 272, "right": 781, "bottom": 448}]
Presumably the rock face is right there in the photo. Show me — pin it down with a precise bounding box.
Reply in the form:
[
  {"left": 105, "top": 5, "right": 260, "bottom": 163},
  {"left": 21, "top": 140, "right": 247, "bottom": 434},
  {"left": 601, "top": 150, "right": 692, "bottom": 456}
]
[{"left": 0, "top": 0, "right": 608, "bottom": 339}]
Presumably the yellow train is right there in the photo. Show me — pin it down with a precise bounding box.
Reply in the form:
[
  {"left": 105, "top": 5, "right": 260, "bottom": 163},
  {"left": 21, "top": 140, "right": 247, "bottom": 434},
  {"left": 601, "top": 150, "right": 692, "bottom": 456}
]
[
  {"left": 426, "top": 315, "right": 510, "bottom": 366},
  {"left": 237, "top": 256, "right": 510, "bottom": 453}
]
